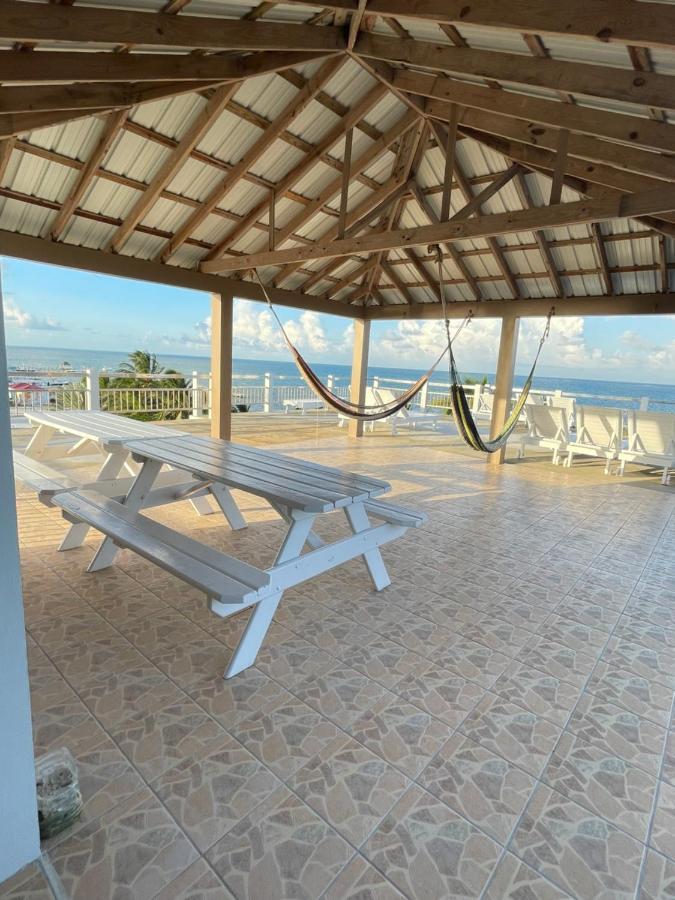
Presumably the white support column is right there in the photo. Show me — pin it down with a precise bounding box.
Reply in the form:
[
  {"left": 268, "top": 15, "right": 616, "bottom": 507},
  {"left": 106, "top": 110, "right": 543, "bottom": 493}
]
[
  {"left": 326, "top": 374, "right": 334, "bottom": 393},
  {"left": 348, "top": 319, "right": 371, "bottom": 438},
  {"left": 210, "top": 291, "right": 233, "bottom": 441},
  {"left": 0, "top": 283, "right": 40, "bottom": 882},
  {"left": 84, "top": 367, "right": 99, "bottom": 410},
  {"left": 489, "top": 315, "right": 520, "bottom": 467},
  {"left": 418, "top": 380, "right": 429, "bottom": 411},
  {"left": 263, "top": 372, "right": 272, "bottom": 413}
]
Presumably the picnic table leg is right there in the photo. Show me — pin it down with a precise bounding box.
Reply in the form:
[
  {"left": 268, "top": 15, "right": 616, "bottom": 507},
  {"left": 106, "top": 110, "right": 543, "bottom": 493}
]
[
  {"left": 58, "top": 448, "right": 130, "bottom": 551},
  {"left": 87, "top": 459, "right": 162, "bottom": 572},
  {"left": 270, "top": 501, "right": 323, "bottom": 549},
  {"left": 209, "top": 484, "right": 247, "bottom": 530},
  {"left": 344, "top": 502, "right": 391, "bottom": 590},
  {"left": 25, "top": 424, "right": 56, "bottom": 461},
  {"left": 224, "top": 513, "right": 315, "bottom": 678}
]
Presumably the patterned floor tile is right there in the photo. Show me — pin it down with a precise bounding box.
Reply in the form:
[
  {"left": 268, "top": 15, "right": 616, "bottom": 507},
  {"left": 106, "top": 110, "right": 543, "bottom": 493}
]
[
  {"left": 660, "top": 731, "right": 675, "bottom": 785},
  {"left": 543, "top": 731, "right": 657, "bottom": 842},
  {"left": 47, "top": 790, "right": 199, "bottom": 900},
  {"left": 491, "top": 661, "right": 581, "bottom": 726},
  {"left": 191, "top": 665, "right": 289, "bottom": 728},
  {"left": 459, "top": 694, "right": 561, "bottom": 777},
  {"left": 347, "top": 695, "right": 453, "bottom": 779},
  {"left": 613, "top": 617, "right": 675, "bottom": 653},
  {"left": 393, "top": 663, "right": 485, "bottom": 728},
  {"left": 287, "top": 734, "right": 410, "bottom": 845},
  {"left": 206, "top": 786, "right": 352, "bottom": 900},
  {"left": 0, "top": 863, "right": 53, "bottom": 900},
  {"left": 152, "top": 733, "right": 280, "bottom": 852},
  {"left": 585, "top": 662, "right": 674, "bottom": 727},
  {"left": 555, "top": 595, "right": 622, "bottom": 632},
  {"left": 253, "top": 634, "right": 335, "bottom": 688},
  {"left": 650, "top": 781, "right": 675, "bottom": 861},
  {"left": 429, "top": 636, "right": 512, "bottom": 688},
  {"left": 339, "top": 635, "right": 429, "bottom": 690},
  {"left": 323, "top": 854, "right": 405, "bottom": 899},
  {"left": 518, "top": 637, "right": 597, "bottom": 687},
  {"left": 510, "top": 783, "right": 644, "bottom": 900},
  {"left": 293, "top": 663, "right": 389, "bottom": 729},
  {"left": 459, "top": 619, "right": 532, "bottom": 657},
  {"left": 567, "top": 694, "right": 667, "bottom": 777},
  {"left": 602, "top": 637, "right": 675, "bottom": 690},
  {"left": 33, "top": 698, "right": 107, "bottom": 757},
  {"left": 48, "top": 635, "right": 149, "bottom": 686},
  {"left": 483, "top": 853, "right": 573, "bottom": 899},
  {"left": 76, "top": 666, "right": 185, "bottom": 730},
  {"left": 149, "top": 636, "right": 232, "bottom": 693},
  {"left": 152, "top": 859, "right": 233, "bottom": 899},
  {"left": 639, "top": 849, "right": 675, "bottom": 899},
  {"left": 418, "top": 733, "right": 536, "bottom": 843},
  {"left": 362, "top": 784, "right": 501, "bottom": 900},
  {"left": 109, "top": 698, "right": 227, "bottom": 782},
  {"left": 230, "top": 694, "right": 342, "bottom": 779},
  {"left": 537, "top": 615, "right": 607, "bottom": 656}
]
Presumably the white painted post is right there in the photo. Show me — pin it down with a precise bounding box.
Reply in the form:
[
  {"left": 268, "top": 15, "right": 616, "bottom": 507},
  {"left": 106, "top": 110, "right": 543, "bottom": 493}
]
[
  {"left": 348, "top": 319, "right": 371, "bottom": 438},
  {"left": 85, "top": 367, "right": 100, "bottom": 410},
  {"left": 418, "top": 380, "right": 429, "bottom": 411},
  {"left": 190, "top": 371, "right": 201, "bottom": 419},
  {"left": 472, "top": 382, "right": 483, "bottom": 412},
  {"left": 327, "top": 374, "right": 334, "bottom": 393},
  {"left": 207, "top": 372, "right": 213, "bottom": 421},
  {"left": 372, "top": 376, "right": 379, "bottom": 389},
  {"left": 639, "top": 396, "right": 649, "bottom": 411},
  {"left": 0, "top": 280, "right": 40, "bottom": 882},
  {"left": 263, "top": 372, "right": 272, "bottom": 413},
  {"left": 489, "top": 315, "right": 520, "bottom": 466}
]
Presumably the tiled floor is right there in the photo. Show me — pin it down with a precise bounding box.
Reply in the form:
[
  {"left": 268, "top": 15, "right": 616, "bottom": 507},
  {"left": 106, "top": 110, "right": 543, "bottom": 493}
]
[{"left": 3, "top": 415, "right": 675, "bottom": 899}]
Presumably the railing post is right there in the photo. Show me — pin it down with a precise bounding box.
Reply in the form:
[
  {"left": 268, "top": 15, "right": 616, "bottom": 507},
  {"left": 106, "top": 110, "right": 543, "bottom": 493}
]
[
  {"left": 639, "top": 396, "right": 649, "bottom": 411},
  {"left": 190, "top": 370, "right": 202, "bottom": 419},
  {"left": 263, "top": 372, "right": 272, "bottom": 413},
  {"left": 85, "top": 368, "right": 99, "bottom": 411},
  {"left": 327, "top": 374, "right": 334, "bottom": 393},
  {"left": 372, "top": 375, "right": 379, "bottom": 389},
  {"left": 207, "top": 372, "right": 213, "bottom": 420},
  {"left": 418, "top": 381, "right": 429, "bottom": 410},
  {"left": 472, "top": 382, "right": 483, "bottom": 412}
]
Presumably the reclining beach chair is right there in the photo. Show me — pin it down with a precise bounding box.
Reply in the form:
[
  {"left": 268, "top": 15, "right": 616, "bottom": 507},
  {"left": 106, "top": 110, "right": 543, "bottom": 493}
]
[
  {"left": 514, "top": 404, "right": 570, "bottom": 464},
  {"left": 374, "top": 387, "right": 442, "bottom": 435},
  {"left": 337, "top": 387, "right": 380, "bottom": 432},
  {"left": 618, "top": 410, "right": 675, "bottom": 484},
  {"left": 565, "top": 405, "right": 622, "bottom": 473}
]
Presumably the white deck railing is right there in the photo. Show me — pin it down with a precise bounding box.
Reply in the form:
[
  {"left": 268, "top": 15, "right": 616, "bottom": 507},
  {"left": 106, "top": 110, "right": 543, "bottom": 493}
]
[{"left": 8, "top": 367, "right": 675, "bottom": 420}]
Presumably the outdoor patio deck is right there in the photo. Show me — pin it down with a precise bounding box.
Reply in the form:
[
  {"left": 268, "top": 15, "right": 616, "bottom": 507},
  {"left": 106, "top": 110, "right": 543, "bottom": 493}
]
[{"left": 4, "top": 417, "right": 675, "bottom": 900}]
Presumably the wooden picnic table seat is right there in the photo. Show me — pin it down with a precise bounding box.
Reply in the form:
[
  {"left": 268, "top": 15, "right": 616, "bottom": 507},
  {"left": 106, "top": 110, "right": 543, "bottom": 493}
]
[
  {"left": 12, "top": 450, "right": 77, "bottom": 499},
  {"left": 51, "top": 490, "right": 271, "bottom": 607},
  {"left": 363, "top": 499, "right": 427, "bottom": 528}
]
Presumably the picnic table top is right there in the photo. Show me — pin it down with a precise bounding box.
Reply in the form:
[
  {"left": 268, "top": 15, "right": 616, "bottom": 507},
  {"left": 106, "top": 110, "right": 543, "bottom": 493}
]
[
  {"left": 25, "top": 410, "right": 188, "bottom": 446},
  {"left": 125, "top": 433, "right": 390, "bottom": 514}
]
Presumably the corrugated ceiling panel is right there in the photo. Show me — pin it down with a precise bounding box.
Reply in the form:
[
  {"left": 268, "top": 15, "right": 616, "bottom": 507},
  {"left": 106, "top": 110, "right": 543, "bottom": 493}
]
[
  {"left": 8, "top": 152, "right": 74, "bottom": 204},
  {"left": 198, "top": 108, "right": 261, "bottom": 163},
  {"left": 0, "top": 197, "right": 51, "bottom": 237},
  {"left": 130, "top": 92, "right": 205, "bottom": 139},
  {"left": 167, "top": 157, "right": 225, "bottom": 203},
  {"left": 62, "top": 217, "right": 116, "bottom": 250},
  {"left": 105, "top": 130, "right": 170, "bottom": 183},
  {"left": 80, "top": 178, "right": 139, "bottom": 220}
]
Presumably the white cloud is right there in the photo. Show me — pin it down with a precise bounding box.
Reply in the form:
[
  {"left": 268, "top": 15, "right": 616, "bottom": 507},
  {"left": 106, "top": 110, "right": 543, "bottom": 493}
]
[{"left": 3, "top": 299, "right": 64, "bottom": 332}]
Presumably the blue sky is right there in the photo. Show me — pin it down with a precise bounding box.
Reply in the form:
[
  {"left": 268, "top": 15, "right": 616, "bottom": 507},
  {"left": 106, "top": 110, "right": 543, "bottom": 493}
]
[{"left": 2, "top": 256, "right": 675, "bottom": 384}]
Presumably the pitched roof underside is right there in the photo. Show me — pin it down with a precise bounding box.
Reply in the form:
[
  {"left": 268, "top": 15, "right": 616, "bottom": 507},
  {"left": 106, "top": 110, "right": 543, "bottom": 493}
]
[{"left": 0, "top": 0, "right": 674, "bottom": 314}]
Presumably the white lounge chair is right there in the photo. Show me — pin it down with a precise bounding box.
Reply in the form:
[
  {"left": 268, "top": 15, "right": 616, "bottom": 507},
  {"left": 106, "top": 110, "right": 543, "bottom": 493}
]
[
  {"left": 374, "top": 387, "right": 443, "bottom": 435},
  {"left": 337, "top": 387, "right": 380, "bottom": 432},
  {"left": 565, "top": 405, "right": 622, "bottom": 473},
  {"left": 514, "top": 404, "right": 570, "bottom": 464},
  {"left": 474, "top": 391, "right": 494, "bottom": 421},
  {"left": 618, "top": 410, "right": 675, "bottom": 484}
]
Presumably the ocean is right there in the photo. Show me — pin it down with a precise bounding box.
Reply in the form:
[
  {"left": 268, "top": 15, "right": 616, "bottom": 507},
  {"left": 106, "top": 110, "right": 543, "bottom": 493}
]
[{"left": 6, "top": 344, "right": 675, "bottom": 410}]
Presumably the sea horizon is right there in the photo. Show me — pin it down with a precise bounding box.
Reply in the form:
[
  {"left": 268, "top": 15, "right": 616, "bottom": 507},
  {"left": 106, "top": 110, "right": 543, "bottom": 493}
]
[{"left": 6, "top": 343, "right": 675, "bottom": 409}]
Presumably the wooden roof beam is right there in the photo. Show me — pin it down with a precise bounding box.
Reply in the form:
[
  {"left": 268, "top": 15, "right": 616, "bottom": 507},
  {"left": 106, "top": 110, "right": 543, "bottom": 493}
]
[
  {"left": 281, "top": 0, "right": 675, "bottom": 52},
  {"left": 201, "top": 183, "right": 675, "bottom": 273},
  {"left": 354, "top": 32, "right": 675, "bottom": 112},
  {"left": 392, "top": 70, "right": 675, "bottom": 156},
  {"left": 0, "top": 1, "right": 346, "bottom": 52}
]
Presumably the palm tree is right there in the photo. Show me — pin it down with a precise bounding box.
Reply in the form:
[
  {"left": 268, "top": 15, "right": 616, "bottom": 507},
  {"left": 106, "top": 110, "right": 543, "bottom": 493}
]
[{"left": 101, "top": 350, "right": 189, "bottom": 421}]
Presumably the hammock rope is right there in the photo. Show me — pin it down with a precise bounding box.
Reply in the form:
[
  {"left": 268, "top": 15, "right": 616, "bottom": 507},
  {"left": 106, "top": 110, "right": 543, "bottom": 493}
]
[
  {"left": 253, "top": 269, "right": 468, "bottom": 421},
  {"left": 434, "top": 246, "right": 553, "bottom": 453}
]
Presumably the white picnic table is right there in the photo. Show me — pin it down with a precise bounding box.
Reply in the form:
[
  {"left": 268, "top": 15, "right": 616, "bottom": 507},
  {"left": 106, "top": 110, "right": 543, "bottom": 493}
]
[
  {"left": 20, "top": 410, "right": 238, "bottom": 549},
  {"left": 59, "top": 433, "right": 424, "bottom": 677}
]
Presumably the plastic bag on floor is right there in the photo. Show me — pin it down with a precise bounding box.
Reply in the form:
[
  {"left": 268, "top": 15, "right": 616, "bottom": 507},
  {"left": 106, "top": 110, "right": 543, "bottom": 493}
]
[{"left": 36, "top": 747, "right": 82, "bottom": 840}]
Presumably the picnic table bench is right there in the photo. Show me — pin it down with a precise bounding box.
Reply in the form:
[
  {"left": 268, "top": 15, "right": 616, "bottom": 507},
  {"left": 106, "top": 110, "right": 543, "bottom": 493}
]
[{"left": 43, "top": 433, "right": 426, "bottom": 678}]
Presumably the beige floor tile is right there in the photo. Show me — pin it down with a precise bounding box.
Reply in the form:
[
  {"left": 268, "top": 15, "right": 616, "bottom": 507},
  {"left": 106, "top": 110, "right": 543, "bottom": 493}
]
[
  {"left": 293, "top": 663, "right": 389, "bottom": 729},
  {"left": 459, "top": 693, "right": 561, "bottom": 777},
  {"left": 339, "top": 635, "right": 429, "bottom": 690},
  {"left": 518, "top": 636, "right": 597, "bottom": 687},
  {"left": 510, "top": 783, "right": 644, "bottom": 900},
  {"left": 639, "top": 849, "right": 675, "bottom": 899},
  {"left": 650, "top": 781, "right": 675, "bottom": 860},
  {"left": 393, "top": 663, "right": 485, "bottom": 728},
  {"left": 602, "top": 637, "right": 675, "bottom": 690},
  {"left": 110, "top": 698, "right": 227, "bottom": 782},
  {"left": 323, "top": 854, "right": 406, "bottom": 899},
  {"left": 191, "top": 665, "right": 289, "bottom": 727},
  {"left": 585, "top": 661, "right": 674, "bottom": 727},
  {"left": 362, "top": 784, "right": 501, "bottom": 900},
  {"left": 152, "top": 859, "right": 233, "bottom": 899},
  {"left": 153, "top": 732, "right": 281, "bottom": 852},
  {"left": 253, "top": 633, "right": 336, "bottom": 687},
  {"left": 230, "top": 693, "right": 343, "bottom": 779},
  {"left": 288, "top": 733, "right": 410, "bottom": 845},
  {"left": 348, "top": 695, "right": 453, "bottom": 779},
  {"left": 429, "top": 636, "right": 512, "bottom": 688},
  {"left": 0, "top": 863, "right": 53, "bottom": 900},
  {"left": 543, "top": 731, "right": 657, "bottom": 841},
  {"left": 491, "top": 661, "right": 581, "bottom": 726},
  {"left": 206, "top": 786, "right": 352, "bottom": 900},
  {"left": 418, "top": 733, "right": 536, "bottom": 843},
  {"left": 47, "top": 790, "right": 199, "bottom": 900},
  {"left": 76, "top": 666, "right": 186, "bottom": 729},
  {"left": 483, "top": 853, "right": 573, "bottom": 899},
  {"left": 568, "top": 694, "right": 667, "bottom": 777}
]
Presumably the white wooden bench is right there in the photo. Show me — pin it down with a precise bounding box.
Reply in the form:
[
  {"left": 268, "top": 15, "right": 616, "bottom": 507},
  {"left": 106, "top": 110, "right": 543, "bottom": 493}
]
[
  {"left": 12, "top": 451, "right": 78, "bottom": 499},
  {"left": 51, "top": 490, "right": 272, "bottom": 607}
]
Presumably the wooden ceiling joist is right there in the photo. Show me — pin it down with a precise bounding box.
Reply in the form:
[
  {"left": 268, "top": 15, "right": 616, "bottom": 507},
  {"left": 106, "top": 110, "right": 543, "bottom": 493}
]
[{"left": 201, "top": 184, "right": 675, "bottom": 274}]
